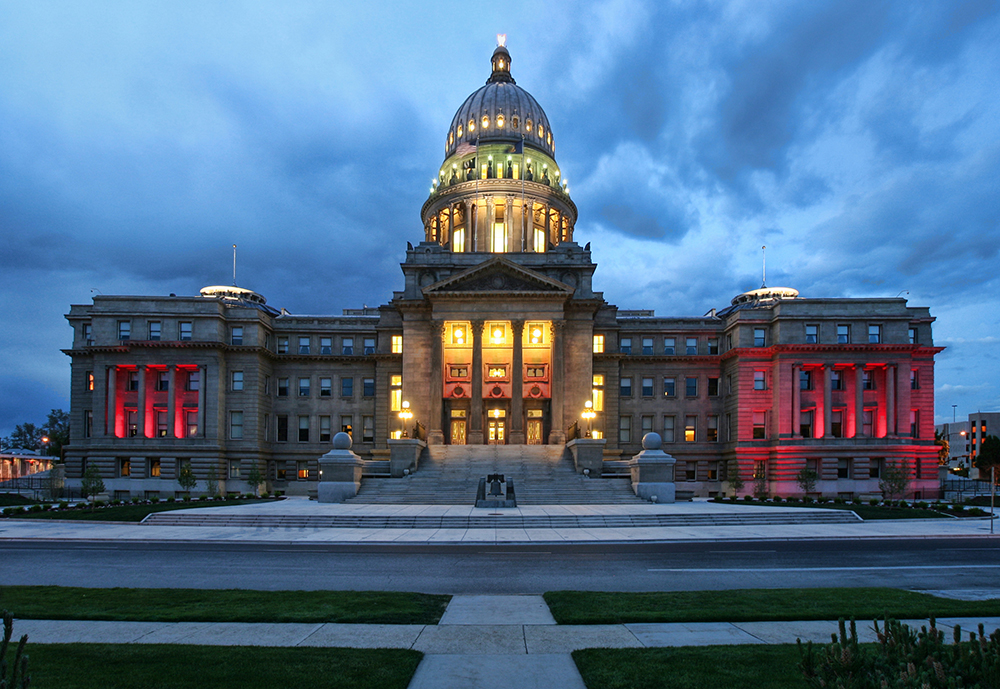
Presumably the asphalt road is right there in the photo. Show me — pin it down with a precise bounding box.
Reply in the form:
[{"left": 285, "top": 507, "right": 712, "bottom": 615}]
[{"left": 4, "top": 538, "right": 1000, "bottom": 593}]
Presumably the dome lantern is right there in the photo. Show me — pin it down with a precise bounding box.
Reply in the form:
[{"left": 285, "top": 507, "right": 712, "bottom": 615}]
[{"left": 489, "top": 35, "right": 514, "bottom": 84}]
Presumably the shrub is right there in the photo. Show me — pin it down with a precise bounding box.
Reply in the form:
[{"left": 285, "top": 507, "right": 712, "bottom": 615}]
[
  {"left": 743, "top": 495, "right": 754, "bottom": 502},
  {"left": 817, "top": 497, "right": 829, "bottom": 504},
  {"left": 58, "top": 501, "right": 69, "bottom": 509},
  {"left": 183, "top": 496, "right": 191, "bottom": 502},
  {"left": 166, "top": 497, "right": 175, "bottom": 503},
  {"left": 852, "top": 497, "right": 862, "bottom": 505},
  {"left": 953, "top": 503, "right": 966, "bottom": 512},
  {"left": 261, "top": 491, "right": 270, "bottom": 499},
  {"left": 915, "top": 501, "right": 929, "bottom": 510},
  {"left": 786, "top": 496, "right": 799, "bottom": 503},
  {"left": 712, "top": 496, "right": 724, "bottom": 503},
  {"left": 803, "top": 496, "right": 814, "bottom": 504},
  {"left": 869, "top": 498, "right": 880, "bottom": 506},
  {"left": 150, "top": 497, "right": 160, "bottom": 504},
  {"left": 199, "top": 496, "right": 208, "bottom": 501},
  {"left": 969, "top": 508, "right": 988, "bottom": 517},
  {"left": 833, "top": 497, "right": 845, "bottom": 505}
]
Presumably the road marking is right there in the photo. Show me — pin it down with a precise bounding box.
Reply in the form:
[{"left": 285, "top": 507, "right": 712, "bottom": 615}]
[
  {"left": 708, "top": 550, "right": 777, "bottom": 554},
  {"left": 648, "top": 565, "right": 1000, "bottom": 572},
  {"left": 480, "top": 551, "right": 552, "bottom": 555}
]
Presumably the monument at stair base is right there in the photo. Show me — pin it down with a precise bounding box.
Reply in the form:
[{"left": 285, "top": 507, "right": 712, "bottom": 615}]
[
  {"left": 629, "top": 432, "right": 676, "bottom": 503},
  {"left": 317, "top": 432, "right": 365, "bottom": 503}
]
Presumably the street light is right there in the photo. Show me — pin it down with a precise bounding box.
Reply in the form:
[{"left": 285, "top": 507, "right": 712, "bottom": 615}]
[
  {"left": 582, "top": 400, "right": 596, "bottom": 438},
  {"left": 398, "top": 401, "right": 412, "bottom": 438},
  {"left": 39, "top": 435, "right": 50, "bottom": 456}
]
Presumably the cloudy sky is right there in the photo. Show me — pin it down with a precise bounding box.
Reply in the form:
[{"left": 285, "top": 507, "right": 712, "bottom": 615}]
[{"left": 1, "top": 0, "right": 998, "bottom": 436}]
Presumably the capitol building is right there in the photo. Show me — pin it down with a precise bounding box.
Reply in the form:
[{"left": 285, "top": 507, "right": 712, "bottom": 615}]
[{"left": 63, "top": 41, "right": 943, "bottom": 502}]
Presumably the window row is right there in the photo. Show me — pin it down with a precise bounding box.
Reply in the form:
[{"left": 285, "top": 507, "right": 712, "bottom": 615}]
[
  {"left": 255, "top": 375, "right": 378, "bottom": 398},
  {"left": 618, "top": 414, "right": 721, "bottom": 444},
  {"left": 230, "top": 413, "right": 376, "bottom": 444},
  {"left": 594, "top": 335, "right": 720, "bottom": 355},
  {"left": 277, "top": 335, "right": 401, "bottom": 355},
  {"left": 619, "top": 376, "right": 721, "bottom": 398},
  {"left": 113, "top": 320, "right": 193, "bottom": 342}
]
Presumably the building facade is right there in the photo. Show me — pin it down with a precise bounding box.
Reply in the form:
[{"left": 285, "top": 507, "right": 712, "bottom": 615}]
[{"left": 63, "top": 42, "right": 943, "bottom": 500}]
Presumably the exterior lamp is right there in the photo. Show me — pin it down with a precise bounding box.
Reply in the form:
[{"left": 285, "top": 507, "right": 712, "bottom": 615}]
[
  {"left": 582, "top": 400, "right": 596, "bottom": 438},
  {"left": 399, "top": 401, "right": 413, "bottom": 438},
  {"left": 531, "top": 327, "right": 542, "bottom": 343}
]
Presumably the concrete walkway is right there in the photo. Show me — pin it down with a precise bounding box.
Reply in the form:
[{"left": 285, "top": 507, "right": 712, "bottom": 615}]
[{"left": 13, "top": 595, "right": 1000, "bottom": 689}]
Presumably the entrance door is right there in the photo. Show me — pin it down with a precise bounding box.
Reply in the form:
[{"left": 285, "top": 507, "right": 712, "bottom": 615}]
[
  {"left": 487, "top": 420, "right": 506, "bottom": 445},
  {"left": 450, "top": 420, "right": 467, "bottom": 445},
  {"left": 526, "top": 419, "right": 543, "bottom": 445}
]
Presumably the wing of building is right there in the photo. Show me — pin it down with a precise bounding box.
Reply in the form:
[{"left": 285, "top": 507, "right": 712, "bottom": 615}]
[{"left": 63, "top": 42, "right": 944, "bottom": 501}]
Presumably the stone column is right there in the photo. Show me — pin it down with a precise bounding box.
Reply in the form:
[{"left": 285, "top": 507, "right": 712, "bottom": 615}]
[
  {"left": 468, "top": 320, "right": 484, "bottom": 445},
  {"left": 549, "top": 320, "right": 566, "bottom": 444},
  {"left": 196, "top": 365, "right": 206, "bottom": 438},
  {"left": 167, "top": 365, "right": 177, "bottom": 439},
  {"left": 791, "top": 364, "right": 801, "bottom": 438},
  {"left": 136, "top": 365, "right": 147, "bottom": 438},
  {"left": 505, "top": 196, "right": 514, "bottom": 253},
  {"left": 106, "top": 365, "right": 117, "bottom": 437},
  {"left": 464, "top": 200, "right": 475, "bottom": 252},
  {"left": 854, "top": 365, "right": 865, "bottom": 438},
  {"left": 886, "top": 365, "right": 896, "bottom": 437},
  {"left": 428, "top": 322, "right": 445, "bottom": 445},
  {"left": 823, "top": 364, "right": 833, "bottom": 439},
  {"left": 509, "top": 320, "right": 525, "bottom": 444}
]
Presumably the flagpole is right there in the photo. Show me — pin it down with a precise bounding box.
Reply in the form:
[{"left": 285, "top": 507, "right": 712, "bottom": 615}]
[
  {"left": 474, "top": 136, "right": 479, "bottom": 252},
  {"left": 521, "top": 134, "right": 526, "bottom": 251}
]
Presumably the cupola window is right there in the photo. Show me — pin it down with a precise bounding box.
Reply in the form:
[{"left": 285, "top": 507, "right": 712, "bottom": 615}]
[
  {"left": 496, "top": 114, "right": 504, "bottom": 128},
  {"left": 458, "top": 124, "right": 463, "bottom": 137},
  {"left": 547, "top": 132, "right": 552, "bottom": 146},
  {"left": 525, "top": 118, "right": 532, "bottom": 132},
  {"left": 538, "top": 124, "right": 544, "bottom": 138},
  {"left": 468, "top": 118, "right": 475, "bottom": 133},
  {"left": 511, "top": 115, "right": 519, "bottom": 129},
  {"left": 448, "top": 131, "right": 454, "bottom": 145},
  {"left": 482, "top": 115, "right": 490, "bottom": 130}
]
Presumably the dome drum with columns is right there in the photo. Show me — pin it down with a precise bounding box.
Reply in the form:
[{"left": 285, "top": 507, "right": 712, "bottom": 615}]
[{"left": 421, "top": 38, "right": 576, "bottom": 254}]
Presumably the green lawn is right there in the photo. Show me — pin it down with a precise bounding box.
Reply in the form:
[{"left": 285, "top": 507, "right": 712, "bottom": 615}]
[
  {"left": 544, "top": 587, "right": 1000, "bottom": 625},
  {"left": 574, "top": 646, "right": 807, "bottom": 689},
  {"left": 5, "top": 498, "right": 278, "bottom": 522},
  {"left": 0, "top": 493, "right": 37, "bottom": 507},
  {"left": 1, "top": 586, "right": 450, "bottom": 625},
  {"left": 715, "top": 498, "right": 955, "bottom": 520},
  {"left": 6, "top": 644, "right": 421, "bottom": 689}
]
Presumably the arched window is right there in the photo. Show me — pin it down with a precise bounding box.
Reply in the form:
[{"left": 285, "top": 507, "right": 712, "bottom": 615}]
[
  {"left": 458, "top": 124, "right": 463, "bottom": 137},
  {"left": 468, "top": 118, "right": 475, "bottom": 133},
  {"left": 448, "top": 131, "right": 454, "bottom": 146},
  {"left": 511, "top": 116, "right": 519, "bottom": 129},
  {"left": 481, "top": 115, "right": 490, "bottom": 130},
  {"left": 496, "top": 114, "right": 505, "bottom": 129},
  {"left": 538, "top": 124, "right": 545, "bottom": 138},
  {"left": 547, "top": 131, "right": 552, "bottom": 146},
  {"left": 525, "top": 119, "right": 533, "bottom": 133}
]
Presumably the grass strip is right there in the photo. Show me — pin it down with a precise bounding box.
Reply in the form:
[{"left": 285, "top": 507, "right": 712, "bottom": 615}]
[
  {"left": 1, "top": 586, "right": 450, "bottom": 625},
  {"left": 573, "top": 646, "right": 806, "bottom": 689},
  {"left": 0, "top": 494, "right": 37, "bottom": 507},
  {"left": 6, "top": 643, "right": 421, "bottom": 689},
  {"left": 715, "top": 499, "right": 953, "bottom": 520},
  {"left": 7, "top": 498, "right": 278, "bottom": 522},
  {"left": 545, "top": 587, "right": 1000, "bottom": 625}
]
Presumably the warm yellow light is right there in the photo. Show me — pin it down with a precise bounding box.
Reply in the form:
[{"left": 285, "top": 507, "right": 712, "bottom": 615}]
[
  {"left": 532, "top": 328, "right": 542, "bottom": 339},
  {"left": 497, "top": 114, "right": 504, "bottom": 128},
  {"left": 458, "top": 125, "right": 463, "bottom": 137},
  {"left": 455, "top": 328, "right": 464, "bottom": 339},
  {"left": 469, "top": 120, "right": 475, "bottom": 132},
  {"left": 482, "top": 115, "right": 489, "bottom": 129},
  {"left": 493, "top": 329, "right": 503, "bottom": 340},
  {"left": 497, "top": 33, "right": 507, "bottom": 47},
  {"left": 498, "top": 59, "right": 504, "bottom": 69}
]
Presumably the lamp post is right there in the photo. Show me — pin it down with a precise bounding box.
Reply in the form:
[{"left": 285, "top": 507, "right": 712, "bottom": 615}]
[
  {"left": 39, "top": 435, "right": 50, "bottom": 456},
  {"left": 399, "top": 401, "right": 412, "bottom": 438},
  {"left": 582, "top": 400, "right": 596, "bottom": 438}
]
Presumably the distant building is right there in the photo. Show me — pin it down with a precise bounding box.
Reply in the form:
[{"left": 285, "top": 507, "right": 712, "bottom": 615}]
[{"left": 62, "top": 42, "right": 944, "bottom": 501}]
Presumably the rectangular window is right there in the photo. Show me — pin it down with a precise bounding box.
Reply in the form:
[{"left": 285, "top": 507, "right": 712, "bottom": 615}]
[
  {"left": 320, "top": 337, "right": 332, "bottom": 355},
  {"left": 231, "top": 326, "right": 243, "bottom": 345},
  {"left": 831, "top": 370, "right": 843, "bottom": 390},
  {"left": 453, "top": 227, "right": 466, "bottom": 253},
  {"left": 274, "top": 460, "right": 286, "bottom": 481},
  {"left": 229, "top": 460, "right": 241, "bottom": 479},
  {"left": 862, "top": 370, "right": 874, "bottom": 390},
  {"left": 277, "top": 415, "right": 288, "bottom": 442},
  {"left": 619, "top": 337, "right": 632, "bottom": 354},
  {"left": 662, "top": 416, "right": 675, "bottom": 443},
  {"left": 341, "top": 377, "right": 353, "bottom": 397},
  {"left": 707, "top": 377, "right": 719, "bottom": 397},
  {"left": 642, "top": 337, "right": 653, "bottom": 355},
  {"left": 686, "top": 337, "right": 697, "bottom": 355},
  {"left": 592, "top": 374, "right": 604, "bottom": 411},
  {"left": 85, "top": 410, "right": 93, "bottom": 438},
  {"left": 641, "top": 415, "right": 654, "bottom": 436},
  {"left": 911, "top": 369, "right": 919, "bottom": 389},
  {"left": 831, "top": 410, "right": 843, "bottom": 438},
  {"left": 179, "top": 321, "right": 193, "bottom": 341},
  {"left": 363, "top": 378, "right": 375, "bottom": 397},
  {"left": 364, "top": 337, "right": 376, "bottom": 355},
  {"left": 118, "top": 321, "right": 131, "bottom": 341},
  {"left": 868, "top": 324, "right": 881, "bottom": 344},
  {"left": 910, "top": 409, "right": 919, "bottom": 438},
  {"left": 153, "top": 410, "right": 167, "bottom": 438},
  {"left": 231, "top": 371, "right": 244, "bottom": 391},
  {"left": 449, "top": 366, "right": 469, "bottom": 378},
  {"left": 341, "top": 415, "right": 353, "bottom": 436},
  {"left": 753, "top": 328, "right": 766, "bottom": 347},
  {"left": 342, "top": 337, "right": 354, "bottom": 355},
  {"left": 148, "top": 321, "right": 161, "bottom": 341},
  {"left": 320, "top": 377, "right": 332, "bottom": 397},
  {"left": 753, "top": 370, "right": 766, "bottom": 390},
  {"left": 619, "top": 415, "right": 631, "bottom": 444},
  {"left": 707, "top": 415, "right": 719, "bottom": 442},
  {"left": 128, "top": 370, "right": 139, "bottom": 391},
  {"left": 664, "top": 337, "right": 675, "bottom": 355},
  {"left": 641, "top": 377, "right": 653, "bottom": 397},
  {"left": 157, "top": 371, "right": 169, "bottom": 391},
  {"left": 277, "top": 336, "right": 288, "bottom": 354},
  {"left": 119, "top": 457, "right": 131, "bottom": 477},
  {"left": 685, "top": 461, "right": 696, "bottom": 481},
  {"left": 299, "top": 337, "right": 310, "bottom": 354},
  {"left": 752, "top": 411, "right": 766, "bottom": 439},
  {"left": 620, "top": 376, "right": 632, "bottom": 397},
  {"left": 526, "top": 367, "right": 545, "bottom": 378},
  {"left": 663, "top": 377, "right": 676, "bottom": 397},
  {"left": 800, "top": 369, "right": 812, "bottom": 390},
  {"left": 186, "top": 411, "right": 198, "bottom": 437},
  {"left": 863, "top": 408, "right": 874, "bottom": 436},
  {"left": 298, "top": 377, "right": 310, "bottom": 397},
  {"left": 838, "top": 458, "right": 850, "bottom": 479},
  {"left": 390, "top": 375, "right": 402, "bottom": 411},
  {"left": 148, "top": 457, "right": 161, "bottom": 478},
  {"left": 908, "top": 328, "right": 917, "bottom": 344},
  {"left": 363, "top": 415, "right": 374, "bottom": 443},
  {"left": 85, "top": 370, "right": 94, "bottom": 391},
  {"left": 83, "top": 322, "right": 93, "bottom": 344},
  {"left": 800, "top": 410, "right": 813, "bottom": 438},
  {"left": 277, "top": 377, "right": 288, "bottom": 397},
  {"left": 297, "top": 460, "right": 309, "bottom": 480},
  {"left": 230, "top": 411, "right": 244, "bottom": 439},
  {"left": 298, "top": 415, "right": 310, "bottom": 442},
  {"left": 707, "top": 338, "right": 719, "bottom": 355},
  {"left": 593, "top": 335, "right": 605, "bottom": 353},
  {"left": 726, "top": 334, "right": 733, "bottom": 350},
  {"left": 685, "top": 415, "right": 697, "bottom": 442},
  {"left": 392, "top": 335, "right": 403, "bottom": 353},
  {"left": 805, "top": 324, "right": 818, "bottom": 344},
  {"left": 707, "top": 461, "right": 719, "bottom": 481},
  {"left": 685, "top": 377, "right": 697, "bottom": 397},
  {"left": 320, "top": 416, "right": 331, "bottom": 442},
  {"left": 837, "top": 324, "right": 850, "bottom": 344}
]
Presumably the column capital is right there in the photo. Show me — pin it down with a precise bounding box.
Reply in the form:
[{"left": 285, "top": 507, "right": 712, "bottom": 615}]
[{"left": 510, "top": 319, "right": 525, "bottom": 332}]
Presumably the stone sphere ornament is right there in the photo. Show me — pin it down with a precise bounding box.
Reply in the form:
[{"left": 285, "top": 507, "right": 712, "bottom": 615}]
[
  {"left": 642, "top": 432, "right": 662, "bottom": 451},
  {"left": 332, "top": 432, "right": 353, "bottom": 450}
]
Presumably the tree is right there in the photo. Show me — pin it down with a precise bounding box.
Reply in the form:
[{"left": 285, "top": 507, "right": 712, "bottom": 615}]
[
  {"left": 176, "top": 462, "right": 197, "bottom": 494},
  {"left": 42, "top": 409, "right": 70, "bottom": 457},
  {"left": 205, "top": 464, "right": 220, "bottom": 497},
  {"left": 8, "top": 423, "right": 43, "bottom": 452},
  {"left": 975, "top": 435, "right": 1000, "bottom": 484},
  {"left": 4, "top": 409, "right": 70, "bottom": 456},
  {"left": 726, "top": 459, "right": 745, "bottom": 497},
  {"left": 935, "top": 429, "right": 950, "bottom": 465},
  {"left": 244, "top": 463, "right": 265, "bottom": 496},
  {"left": 796, "top": 467, "right": 818, "bottom": 496},
  {"left": 879, "top": 460, "right": 910, "bottom": 505},
  {"left": 80, "top": 465, "right": 105, "bottom": 504}
]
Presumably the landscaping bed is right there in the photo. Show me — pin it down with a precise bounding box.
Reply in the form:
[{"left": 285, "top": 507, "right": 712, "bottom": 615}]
[
  {"left": 1, "top": 495, "right": 281, "bottom": 522},
  {"left": 711, "top": 495, "right": 989, "bottom": 520}
]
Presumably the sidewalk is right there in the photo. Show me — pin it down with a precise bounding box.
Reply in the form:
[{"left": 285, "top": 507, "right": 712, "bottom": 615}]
[{"left": 14, "top": 595, "right": 1000, "bottom": 689}]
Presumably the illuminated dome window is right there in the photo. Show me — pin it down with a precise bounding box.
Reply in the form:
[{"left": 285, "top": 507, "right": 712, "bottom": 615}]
[
  {"left": 468, "top": 118, "right": 475, "bottom": 132},
  {"left": 448, "top": 131, "right": 454, "bottom": 145},
  {"left": 496, "top": 114, "right": 505, "bottom": 128},
  {"left": 526, "top": 118, "right": 532, "bottom": 132},
  {"left": 458, "top": 124, "right": 463, "bottom": 137},
  {"left": 538, "top": 124, "right": 544, "bottom": 138},
  {"left": 512, "top": 115, "right": 519, "bottom": 129},
  {"left": 547, "top": 132, "right": 552, "bottom": 146},
  {"left": 481, "top": 115, "right": 490, "bottom": 129}
]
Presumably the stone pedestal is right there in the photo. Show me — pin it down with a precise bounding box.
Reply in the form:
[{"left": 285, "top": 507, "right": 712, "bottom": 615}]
[
  {"left": 318, "top": 432, "right": 365, "bottom": 503},
  {"left": 628, "top": 432, "right": 676, "bottom": 503},
  {"left": 388, "top": 438, "right": 427, "bottom": 478},
  {"left": 566, "top": 438, "right": 606, "bottom": 475}
]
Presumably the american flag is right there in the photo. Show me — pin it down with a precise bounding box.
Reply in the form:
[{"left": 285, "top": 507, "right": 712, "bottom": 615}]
[{"left": 455, "top": 141, "right": 476, "bottom": 156}]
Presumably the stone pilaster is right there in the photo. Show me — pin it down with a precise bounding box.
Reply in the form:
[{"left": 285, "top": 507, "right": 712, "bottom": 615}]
[
  {"left": 509, "top": 320, "right": 525, "bottom": 444},
  {"left": 548, "top": 320, "right": 566, "bottom": 444},
  {"left": 137, "top": 365, "right": 147, "bottom": 438},
  {"left": 791, "top": 363, "right": 801, "bottom": 438},
  {"left": 886, "top": 365, "right": 896, "bottom": 437},
  {"left": 854, "top": 365, "right": 865, "bottom": 437},
  {"left": 196, "top": 365, "right": 205, "bottom": 438},
  {"left": 106, "top": 365, "right": 117, "bottom": 437},
  {"left": 468, "top": 320, "right": 484, "bottom": 444},
  {"left": 167, "top": 365, "right": 177, "bottom": 438},
  {"left": 428, "top": 321, "right": 445, "bottom": 445},
  {"left": 823, "top": 364, "right": 833, "bottom": 439}
]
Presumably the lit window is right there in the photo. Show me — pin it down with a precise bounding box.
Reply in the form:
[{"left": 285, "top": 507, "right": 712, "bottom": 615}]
[
  {"left": 341, "top": 415, "right": 353, "bottom": 436},
  {"left": 119, "top": 457, "right": 131, "bottom": 477},
  {"left": 528, "top": 324, "right": 544, "bottom": 344},
  {"left": 593, "top": 334, "right": 604, "bottom": 353},
  {"left": 86, "top": 371, "right": 94, "bottom": 391},
  {"left": 490, "top": 324, "right": 506, "bottom": 344},
  {"left": 511, "top": 116, "right": 519, "bottom": 129},
  {"left": 449, "top": 366, "right": 468, "bottom": 378},
  {"left": 482, "top": 115, "right": 489, "bottom": 129},
  {"left": 685, "top": 416, "right": 697, "bottom": 442},
  {"left": 392, "top": 335, "right": 403, "bottom": 353},
  {"left": 533, "top": 227, "right": 546, "bottom": 253},
  {"left": 468, "top": 118, "right": 475, "bottom": 132},
  {"left": 390, "top": 375, "right": 402, "bottom": 412},
  {"left": 458, "top": 124, "right": 463, "bottom": 137},
  {"left": 496, "top": 114, "right": 504, "bottom": 128},
  {"left": 525, "top": 118, "right": 532, "bottom": 132},
  {"left": 297, "top": 460, "right": 309, "bottom": 479},
  {"left": 592, "top": 374, "right": 604, "bottom": 411},
  {"left": 488, "top": 366, "right": 506, "bottom": 379},
  {"left": 448, "top": 131, "right": 453, "bottom": 146},
  {"left": 538, "top": 124, "right": 544, "bottom": 138},
  {"left": 525, "top": 367, "right": 543, "bottom": 378}
]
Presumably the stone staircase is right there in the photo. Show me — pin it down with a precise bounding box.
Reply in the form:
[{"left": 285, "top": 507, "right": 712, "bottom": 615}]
[{"left": 347, "top": 444, "right": 644, "bottom": 505}]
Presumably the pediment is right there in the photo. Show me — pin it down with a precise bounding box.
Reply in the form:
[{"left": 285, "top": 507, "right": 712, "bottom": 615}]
[{"left": 423, "top": 257, "right": 574, "bottom": 296}]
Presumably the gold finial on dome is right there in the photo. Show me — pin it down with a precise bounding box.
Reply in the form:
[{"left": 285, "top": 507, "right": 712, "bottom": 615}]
[{"left": 497, "top": 33, "right": 507, "bottom": 47}]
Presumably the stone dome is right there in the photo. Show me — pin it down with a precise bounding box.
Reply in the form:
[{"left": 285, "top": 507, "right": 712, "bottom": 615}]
[{"left": 444, "top": 42, "right": 555, "bottom": 160}]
